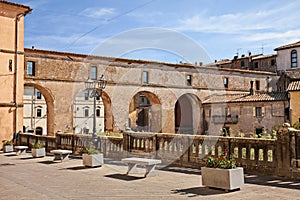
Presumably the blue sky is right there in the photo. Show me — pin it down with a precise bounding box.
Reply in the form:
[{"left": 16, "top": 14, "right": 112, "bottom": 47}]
[{"left": 14, "top": 0, "right": 300, "bottom": 64}]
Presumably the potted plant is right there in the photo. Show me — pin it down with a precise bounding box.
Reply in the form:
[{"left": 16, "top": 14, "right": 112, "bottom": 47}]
[
  {"left": 31, "top": 142, "right": 46, "bottom": 157},
  {"left": 82, "top": 142, "right": 103, "bottom": 167},
  {"left": 201, "top": 149, "right": 244, "bottom": 191},
  {"left": 2, "top": 140, "right": 13, "bottom": 153}
]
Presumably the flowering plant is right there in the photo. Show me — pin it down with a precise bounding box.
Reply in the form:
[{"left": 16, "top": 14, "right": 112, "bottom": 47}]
[
  {"left": 203, "top": 149, "right": 236, "bottom": 169},
  {"left": 2, "top": 140, "right": 13, "bottom": 146},
  {"left": 31, "top": 142, "right": 44, "bottom": 149}
]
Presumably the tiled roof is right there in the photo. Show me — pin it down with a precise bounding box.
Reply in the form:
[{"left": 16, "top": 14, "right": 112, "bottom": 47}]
[
  {"left": 203, "top": 92, "right": 288, "bottom": 104},
  {"left": 288, "top": 81, "right": 300, "bottom": 91},
  {"left": 284, "top": 70, "right": 300, "bottom": 80},
  {"left": 252, "top": 54, "right": 276, "bottom": 60},
  {"left": 275, "top": 41, "right": 300, "bottom": 51}
]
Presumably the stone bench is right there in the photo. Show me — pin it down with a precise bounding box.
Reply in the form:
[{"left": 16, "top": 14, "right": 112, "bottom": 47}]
[
  {"left": 50, "top": 149, "right": 72, "bottom": 162},
  {"left": 14, "top": 146, "right": 28, "bottom": 155},
  {"left": 121, "top": 157, "right": 162, "bottom": 177}
]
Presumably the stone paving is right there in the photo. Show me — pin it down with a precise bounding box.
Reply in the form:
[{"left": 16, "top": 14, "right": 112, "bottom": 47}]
[{"left": 0, "top": 152, "right": 300, "bottom": 200}]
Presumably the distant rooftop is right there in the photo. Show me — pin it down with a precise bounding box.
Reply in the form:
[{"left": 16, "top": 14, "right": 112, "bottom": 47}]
[{"left": 275, "top": 41, "right": 300, "bottom": 51}]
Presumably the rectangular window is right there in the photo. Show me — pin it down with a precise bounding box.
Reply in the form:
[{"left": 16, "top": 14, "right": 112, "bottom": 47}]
[
  {"left": 255, "top": 80, "right": 260, "bottom": 91},
  {"left": 90, "top": 66, "right": 97, "bottom": 80},
  {"left": 255, "top": 107, "right": 262, "bottom": 117},
  {"left": 84, "top": 109, "right": 89, "bottom": 117},
  {"left": 254, "top": 62, "right": 259, "bottom": 68},
  {"left": 223, "top": 77, "right": 229, "bottom": 88},
  {"left": 36, "top": 109, "right": 42, "bottom": 117},
  {"left": 240, "top": 60, "right": 245, "bottom": 68},
  {"left": 271, "top": 59, "right": 276, "bottom": 66},
  {"left": 143, "top": 71, "right": 148, "bottom": 84},
  {"left": 84, "top": 93, "right": 89, "bottom": 100},
  {"left": 225, "top": 107, "right": 231, "bottom": 117},
  {"left": 186, "top": 75, "right": 192, "bottom": 86},
  {"left": 27, "top": 61, "right": 35, "bottom": 76},
  {"left": 96, "top": 109, "right": 100, "bottom": 117},
  {"left": 9, "top": 59, "right": 13, "bottom": 72},
  {"left": 36, "top": 91, "right": 42, "bottom": 99}
]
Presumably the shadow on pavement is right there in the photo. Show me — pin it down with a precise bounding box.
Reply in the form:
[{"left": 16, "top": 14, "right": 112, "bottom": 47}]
[
  {"left": 105, "top": 173, "right": 144, "bottom": 181},
  {"left": 171, "top": 186, "right": 226, "bottom": 197},
  {"left": 159, "top": 165, "right": 201, "bottom": 175},
  {"left": 245, "top": 174, "right": 300, "bottom": 190},
  {"left": 38, "top": 160, "right": 57, "bottom": 165},
  {"left": 63, "top": 166, "right": 101, "bottom": 170}
]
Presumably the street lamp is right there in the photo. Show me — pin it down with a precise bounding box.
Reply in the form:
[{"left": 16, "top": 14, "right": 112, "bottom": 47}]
[{"left": 85, "top": 74, "right": 107, "bottom": 146}]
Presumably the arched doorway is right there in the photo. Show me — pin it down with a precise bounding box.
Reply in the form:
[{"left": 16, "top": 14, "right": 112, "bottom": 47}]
[
  {"left": 128, "top": 91, "right": 161, "bottom": 132},
  {"left": 175, "top": 93, "right": 203, "bottom": 134},
  {"left": 23, "top": 84, "right": 53, "bottom": 135}
]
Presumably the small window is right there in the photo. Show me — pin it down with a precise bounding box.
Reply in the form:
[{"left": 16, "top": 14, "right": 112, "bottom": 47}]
[
  {"left": 225, "top": 107, "right": 231, "bottom": 117},
  {"left": 90, "top": 66, "right": 97, "bottom": 80},
  {"left": 256, "top": 128, "right": 263, "bottom": 138},
  {"left": 255, "top": 80, "right": 260, "bottom": 91},
  {"left": 186, "top": 75, "right": 192, "bottom": 86},
  {"left": 241, "top": 60, "right": 245, "bottom": 68},
  {"left": 255, "top": 107, "right": 262, "bottom": 117},
  {"left": 36, "top": 108, "right": 42, "bottom": 117},
  {"left": 84, "top": 109, "right": 89, "bottom": 117},
  {"left": 291, "top": 50, "right": 297, "bottom": 68},
  {"left": 9, "top": 59, "right": 13, "bottom": 72},
  {"left": 223, "top": 77, "right": 229, "bottom": 88},
  {"left": 84, "top": 93, "right": 89, "bottom": 100},
  {"left": 271, "top": 59, "right": 276, "bottom": 66},
  {"left": 254, "top": 62, "right": 259, "bottom": 68},
  {"left": 27, "top": 61, "right": 35, "bottom": 76},
  {"left": 36, "top": 91, "right": 42, "bottom": 99},
  {"left": 143, "top": 71, "right": 148, "bottom": 84},
  {"left": 96, "top": 109, "right": 100, "bottom": 117}
]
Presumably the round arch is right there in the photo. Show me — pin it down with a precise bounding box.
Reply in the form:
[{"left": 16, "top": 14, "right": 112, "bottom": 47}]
[
  {"left": 175, "top": 93, "right": 203, "bottom": 135},
  {"left": 24, "top": 83, "right": 55, "bottom": 136},
  {"left": 128, "top": 91, "right": 162, "bottom": 132}
]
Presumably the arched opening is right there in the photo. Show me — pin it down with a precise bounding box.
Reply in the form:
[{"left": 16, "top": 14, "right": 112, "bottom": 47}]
[
  {"left": 175, "top": 93, "right": 203, "bottom": 135},
  {"left": 73, "top": 90, "right": 113, "bottom": 133},
  {"left": 24, "top": 83, "right": 54, "bottom": 135},
  {"left": 128, "top": 91, "right": 161, "bottom": 132}
]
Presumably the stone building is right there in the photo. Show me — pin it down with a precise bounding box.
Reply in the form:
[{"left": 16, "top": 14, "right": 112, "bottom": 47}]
[
  {"left": 275, "top": 41, "right": 300, "bottom": 71},
  {"left": 214, "top": 53, "right": 276, "bottom": 73},
  {"left": 0, "top": 1, "right": 31, "bottom": 145}
]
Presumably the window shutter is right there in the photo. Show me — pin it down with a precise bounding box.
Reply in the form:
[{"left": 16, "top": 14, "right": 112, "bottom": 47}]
[{"left": 253, "top": 107, "right": 256, "bottom": 116}]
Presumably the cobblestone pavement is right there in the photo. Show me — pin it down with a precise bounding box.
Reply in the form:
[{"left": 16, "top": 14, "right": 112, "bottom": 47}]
[{"left": 0, "top": 152, "right": 300, "bottom": 200}]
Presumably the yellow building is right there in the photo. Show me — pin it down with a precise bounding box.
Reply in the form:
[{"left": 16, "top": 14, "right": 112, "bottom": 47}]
[
  {"left": 288, "top": 81, "right": 300, "bottom": 125},
  {"left": 0, "top": 1, "right": 31, "bottom": 146}
]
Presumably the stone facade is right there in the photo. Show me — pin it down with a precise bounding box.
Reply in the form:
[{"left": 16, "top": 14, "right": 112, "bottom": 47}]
[
  {"left": 0, "top": 1, "right": 31, "bottom": 147},
  {"left": 24, "top": 48, "right": 279, "bottom": 136}
]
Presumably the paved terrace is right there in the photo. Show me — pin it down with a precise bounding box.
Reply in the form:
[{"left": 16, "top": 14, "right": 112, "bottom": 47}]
[{"left": 0, "top": 152, "right": 300, "bottom": 200}]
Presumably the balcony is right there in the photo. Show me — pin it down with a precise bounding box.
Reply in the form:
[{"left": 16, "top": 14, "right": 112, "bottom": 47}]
[{"left": 212, "top": 115, "right": 239, "bottom": 124}]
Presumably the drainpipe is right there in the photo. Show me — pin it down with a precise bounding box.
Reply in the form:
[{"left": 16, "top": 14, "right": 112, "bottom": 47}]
[{"left": 14, "top": 10, "right": 31, "bottom": 134}]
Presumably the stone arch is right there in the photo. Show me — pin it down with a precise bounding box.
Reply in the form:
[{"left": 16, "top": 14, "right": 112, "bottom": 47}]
[
  {"left": 24, "top": 83, "right": 55, "bottom": 136},
  {"left": 175, "top": 93, "right": 203, "bottom": 134},
  {"left": 128, "top": 91, "right": 162, "bottom": 132},
  {"left": 73, "top": 89, "right": 113, "bottom": 133}
]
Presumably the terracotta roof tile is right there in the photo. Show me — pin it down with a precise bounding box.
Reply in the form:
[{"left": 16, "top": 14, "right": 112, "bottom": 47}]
[
  {"left": 275, "top": 41, "right": 300, "bottom": 51},
  {"left": 288, "top": 81, "right": 300, "bottom": 91}
]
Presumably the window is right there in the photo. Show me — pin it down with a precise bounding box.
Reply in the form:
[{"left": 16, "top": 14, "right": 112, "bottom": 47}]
[
  {"left": 255, "top": 80, "right": 260, "bottom": 91},
  {"left": 271, "top": 59, "right": 276, "bottom": 66},
  {"left": 9, "top": 59, "right": 12, "bottom": 72},
  {"left": 36, "top": 91, "right": 42, "bottom": 99},
  {"left": 255, "top": 107, "right": 263, "bottom": 117},
  {"left": 240, "top": 60, "right": 245, "bottom": 68},
  {"left": 84, "top": 108, "right": 89, "bottom": 117},
  {"left": 223, "top": 77, "right": 229, "bottom": 88},
  {"left": 96, "top": 109, "right": 101, "bottom": 117},
  {"left": 255, "top": 128, "right": 263, "bottom": 138},
  {"left": 186, "top": 75, "right": 192, "bottom": 86},
  {"left": 254, "top": 62, "right": 259, "bottom": 68},
  {"left": 27, "top": 61, "right": 35, "bottom": 76},
  {"left": 90, "top": 66, "right": 97, "bottom": 80},
  {"left": 291, "top": 50, "right": 297, "bottom": 68},
  {"left": 36, "top": 108, "right": 42, "bottom": 117},
  {"left": 143, "top": 71, "right": 148, "bottom": 83},
  {"left": 225, "top": 107, "right": 231, "bottom": 117},
  {"left": 84, "top": 93, "right": 89, "bottom": 100}
]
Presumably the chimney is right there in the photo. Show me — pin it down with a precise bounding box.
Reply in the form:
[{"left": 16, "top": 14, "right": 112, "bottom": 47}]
[{"left": 250, "top": 81, "right": 254, "bottom": 95}]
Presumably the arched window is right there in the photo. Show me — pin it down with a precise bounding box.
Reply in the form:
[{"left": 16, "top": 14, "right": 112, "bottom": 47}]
[{"left": 291, "top": 49, "right": 297, "bottom": 68}]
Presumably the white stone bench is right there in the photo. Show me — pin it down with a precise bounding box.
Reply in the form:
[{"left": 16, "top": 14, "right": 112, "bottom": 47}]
[
  {"left": 121, "top": 157, "right": 162, "bottom": 177},
  {"left": 14, "top": 146, "right": 28, "bottom": 155},
  {"left": 50, "top": 149, "right": 72, "bottom": 162}
]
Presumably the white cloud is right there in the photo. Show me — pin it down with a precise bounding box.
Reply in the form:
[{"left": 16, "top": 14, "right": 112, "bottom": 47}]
[{"left": 80, "top": 8, "right": 116, "bottom": 18}]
